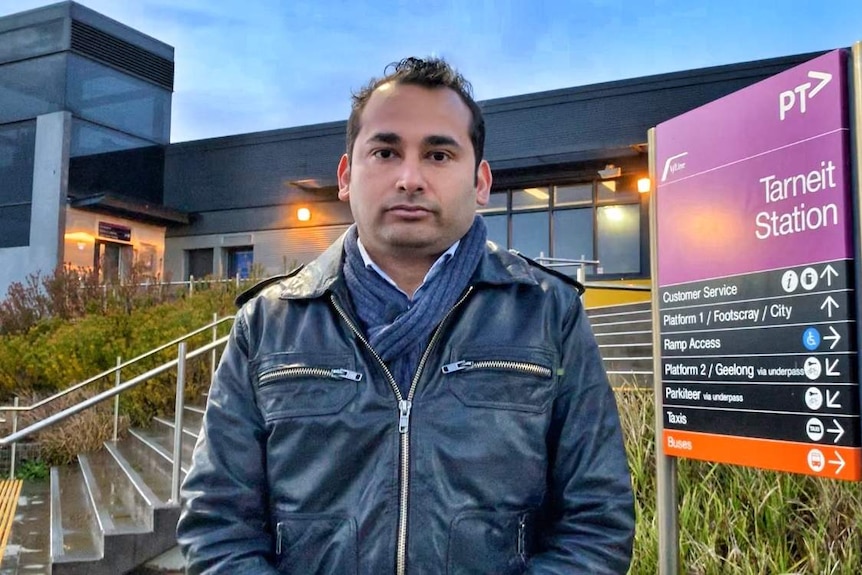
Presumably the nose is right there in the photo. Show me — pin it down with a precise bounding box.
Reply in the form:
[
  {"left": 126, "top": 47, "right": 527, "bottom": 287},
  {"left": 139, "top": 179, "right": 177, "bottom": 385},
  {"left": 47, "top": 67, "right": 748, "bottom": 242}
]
[{"left": 396, "top": 156, "right": 425, "bottom": 194}]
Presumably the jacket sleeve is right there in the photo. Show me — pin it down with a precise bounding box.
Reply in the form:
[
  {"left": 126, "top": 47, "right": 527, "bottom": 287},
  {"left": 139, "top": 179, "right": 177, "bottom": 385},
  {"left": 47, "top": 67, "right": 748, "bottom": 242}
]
[
  {"left": 526, "top": 297, "right": 635, "bottom": 574},
  {"left": 177, "top": 311, "right": 281, "bottom": 575}
]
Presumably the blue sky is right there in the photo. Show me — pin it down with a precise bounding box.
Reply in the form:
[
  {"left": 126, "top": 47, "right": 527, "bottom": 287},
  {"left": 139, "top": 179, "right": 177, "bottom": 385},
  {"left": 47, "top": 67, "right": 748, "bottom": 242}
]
[{"left": 3, "top": 0, "right": 861, "bottom": 142}]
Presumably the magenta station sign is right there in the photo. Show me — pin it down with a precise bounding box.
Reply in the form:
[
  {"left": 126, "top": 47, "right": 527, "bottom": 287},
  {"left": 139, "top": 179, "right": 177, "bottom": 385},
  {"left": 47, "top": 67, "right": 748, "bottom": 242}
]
[
  {"left": 654, "top": 50, "right": 861, "bottom": 480},
  {"left": 657, "top": 50, "right": 852, "bottom": 284}
]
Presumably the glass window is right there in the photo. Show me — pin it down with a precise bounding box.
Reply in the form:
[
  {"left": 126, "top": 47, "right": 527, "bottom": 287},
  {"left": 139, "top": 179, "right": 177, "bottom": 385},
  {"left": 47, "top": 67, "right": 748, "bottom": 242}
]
[
  {"left": 598, "top": 178, "right": 640, "bottom": 203},
  {"left": 187, "top": 248, "right": 214, "bottom": 280},
  {"left": 511, "top": 211, "right": 548, "bottom": 259},
  {"left": 597, "top": 204, "right": 640, "bottom": 275},
  {"left": 0, "top": 53, "right": 66, "bottom": 124},
  {"left": 553, "top": 208, "right": 595, "bottom": 276},
  {"left": 70, "top": 118, "right": 154, "bottom": 157},
  {"left": 474, "top": 177, "right": 643, "bottom": 279},
  {"left": 66, "top": 55, "right": 171, "bottom": 143},
  {"left": 227, "top": 247, "right": 254, "bottom": 279},
  {"left": 138, "top": 243, "right": 158, "bottom": 276},
  {"left": 555, "top": 183, "right": 592, "bottom": 207},
  {"left": 512, "top": 187, "right": 549, "bottom": 210},
  {"left": 96, "top": 240, "right": 134, "bottom": 284},
  {"left": 0, "top": 204, "right": 30, "bottom": 248},
  {"left": 483, "top": 214, "right": 508, "bottom": 249},
  {"left": 479, "top": 190, "right": 507, "bottom": 213},
  {"left": 0, "top": 121, "right": 36, "bottom": 205}
]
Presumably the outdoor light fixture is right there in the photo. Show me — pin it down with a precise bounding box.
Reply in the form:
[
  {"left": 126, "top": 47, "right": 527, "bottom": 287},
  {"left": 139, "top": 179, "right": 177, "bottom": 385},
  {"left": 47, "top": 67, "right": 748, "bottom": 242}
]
[
  {"left": 638, "top": 177, "right": 651, "bottom": 193},
  {"left": 297, "top": 207, "right": 311, "bottom": 222},
  {"left": 597, "top": 164, "right": 622, "bottom": 179}
]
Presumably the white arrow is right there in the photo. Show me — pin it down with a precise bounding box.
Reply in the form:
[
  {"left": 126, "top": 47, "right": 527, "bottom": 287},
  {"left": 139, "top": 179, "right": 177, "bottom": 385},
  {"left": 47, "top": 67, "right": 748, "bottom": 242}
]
[
  {"left": 827, "top": 419, "right": 845, "bottom": 443},
  {"left": 825, "top": 358, "right": 840, "bottom": 377},
  {"left": 821, "top": 296, "right": 839, "bottom": 318},
  {"left": 808, "top": 71, "right": 832, "bottom": 98},
  {"left": 823, "top": 326, "right": 841, "bottom": 350},
  {"left": 820, "top": 265, "right": 838, "bottom": 287},
  {"left": 826, "top": 389, "right": 842, "bottom": 408},
  {"left": 828, "top": 450, "right": 845, "bottom": 474}
]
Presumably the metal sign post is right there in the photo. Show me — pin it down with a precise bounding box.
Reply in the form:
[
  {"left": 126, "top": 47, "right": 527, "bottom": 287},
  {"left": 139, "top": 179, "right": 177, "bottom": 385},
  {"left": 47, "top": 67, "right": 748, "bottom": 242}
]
[{"left": 649, "top": 126, "right": 679, "bottom": 574}]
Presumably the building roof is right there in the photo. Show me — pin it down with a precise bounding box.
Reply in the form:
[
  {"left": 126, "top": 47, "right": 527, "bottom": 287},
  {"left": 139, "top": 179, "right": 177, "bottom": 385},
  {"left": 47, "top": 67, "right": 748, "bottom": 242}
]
[{"left": 163, "top": 49, "right": 827, "bottom": 214}]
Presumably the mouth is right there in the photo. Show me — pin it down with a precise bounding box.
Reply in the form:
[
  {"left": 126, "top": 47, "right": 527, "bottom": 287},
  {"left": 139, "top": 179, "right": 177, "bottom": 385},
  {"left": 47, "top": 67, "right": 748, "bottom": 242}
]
[{"left": 385, "top": 204, "right": 434, "bottom": 218}]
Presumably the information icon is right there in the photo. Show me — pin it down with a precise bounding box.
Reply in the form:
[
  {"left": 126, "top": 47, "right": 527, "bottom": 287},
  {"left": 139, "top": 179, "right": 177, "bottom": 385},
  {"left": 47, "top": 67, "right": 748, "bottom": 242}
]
[
  {"left": 807, "top": 448, "right": 825, "bottom": 472},
  {"left": 805, "top": 387, "right": 823, "bottom": 410},
  {"left": 781, "top": 270, "right": 799, "bottom": 293},
  {"left": 802, "top": 328, "right": 821, "bottom": 351},
  {"left": 800, "top": 267, "right": 818, "bottom": 291},
  {"left": 806, "top": 418, "right": 825, "bottom": 441},
  {"left": 804, "top": 357, "right": 822, "bottom": 380}
]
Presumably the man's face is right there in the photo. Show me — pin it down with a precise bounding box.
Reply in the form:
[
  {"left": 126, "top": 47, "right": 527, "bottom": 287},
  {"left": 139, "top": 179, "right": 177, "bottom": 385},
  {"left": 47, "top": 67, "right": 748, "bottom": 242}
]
[{"left": 337, "top": 83, "right": 492, "bottom": 263}]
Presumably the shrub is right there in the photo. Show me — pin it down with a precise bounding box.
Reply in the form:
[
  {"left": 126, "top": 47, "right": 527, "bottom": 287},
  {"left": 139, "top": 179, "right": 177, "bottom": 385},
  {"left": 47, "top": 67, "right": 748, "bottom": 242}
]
[{"left": 15, "top": 458, "right": 49, "bottom": 481}]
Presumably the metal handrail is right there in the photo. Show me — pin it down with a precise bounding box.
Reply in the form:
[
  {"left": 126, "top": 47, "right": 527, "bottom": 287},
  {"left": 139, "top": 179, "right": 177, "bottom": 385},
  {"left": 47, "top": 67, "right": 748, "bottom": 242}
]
[
  {"left": 0, "top": 334, "right": 230, "bottom": 502},
  {"left": 584, "top": 281, "right": 651, "bottom": 292},
  {"left": 534, "top": 256, "right": 601, "bottom": 267},
  {"left": 534, "top": 256, "right": 653, "bottom": 293},
  {"left": 0, "top": 336, "right": 228, "bottom": 446},
  {"left": 0, "top": 315, "right": 234, "bottom": 414}
]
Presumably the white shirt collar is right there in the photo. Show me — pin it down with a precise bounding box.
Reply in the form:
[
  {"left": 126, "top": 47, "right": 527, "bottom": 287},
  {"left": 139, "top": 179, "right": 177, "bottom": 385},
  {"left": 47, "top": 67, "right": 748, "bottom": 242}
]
[{"left": 356, "top": 237, "right": 460, "bottom": 301}]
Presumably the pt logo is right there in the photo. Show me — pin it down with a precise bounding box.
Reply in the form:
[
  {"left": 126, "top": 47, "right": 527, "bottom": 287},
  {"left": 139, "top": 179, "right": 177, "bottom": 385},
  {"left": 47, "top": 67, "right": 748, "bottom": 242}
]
[{"left": 779, "top": 70, "right": 831, "bottom": 121}]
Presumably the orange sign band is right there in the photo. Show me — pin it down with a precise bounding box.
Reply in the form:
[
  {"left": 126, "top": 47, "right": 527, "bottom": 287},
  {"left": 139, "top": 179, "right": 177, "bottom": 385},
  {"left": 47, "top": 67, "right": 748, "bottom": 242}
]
[{"left": 663, "top": 429, "right": 861, "bottom": 481}]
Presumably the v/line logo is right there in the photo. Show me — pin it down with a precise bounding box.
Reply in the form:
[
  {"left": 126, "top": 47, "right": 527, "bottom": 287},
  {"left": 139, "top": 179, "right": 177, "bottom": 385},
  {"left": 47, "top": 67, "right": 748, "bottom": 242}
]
[{"left": 661, "top": 152, "right": 688, "bottom": 182}]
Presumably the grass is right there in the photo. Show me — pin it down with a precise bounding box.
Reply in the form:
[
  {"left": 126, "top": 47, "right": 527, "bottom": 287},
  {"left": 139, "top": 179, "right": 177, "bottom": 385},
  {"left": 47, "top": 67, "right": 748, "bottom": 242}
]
[{"left": 617, "top": 386, "right": 862, "bottom": 574}]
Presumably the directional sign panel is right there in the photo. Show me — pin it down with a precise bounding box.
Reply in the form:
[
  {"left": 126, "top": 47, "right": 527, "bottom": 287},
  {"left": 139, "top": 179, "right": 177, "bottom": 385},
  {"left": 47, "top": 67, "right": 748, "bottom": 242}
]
[{"left": 655, "top": 49, "right": 859, "bottom": 480}]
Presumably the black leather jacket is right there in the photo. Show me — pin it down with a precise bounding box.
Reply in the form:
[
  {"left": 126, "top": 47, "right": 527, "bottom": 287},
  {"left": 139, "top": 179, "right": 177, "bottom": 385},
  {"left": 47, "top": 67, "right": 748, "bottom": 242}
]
[{"left": 178, "top": 238, "right": 634, "bottom": 574}]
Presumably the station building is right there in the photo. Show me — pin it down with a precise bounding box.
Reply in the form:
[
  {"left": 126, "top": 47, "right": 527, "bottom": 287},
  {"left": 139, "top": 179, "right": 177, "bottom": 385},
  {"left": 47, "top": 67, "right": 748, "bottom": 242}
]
[{"left": 0, "top": 1, "right": 829, "bottom": 304}]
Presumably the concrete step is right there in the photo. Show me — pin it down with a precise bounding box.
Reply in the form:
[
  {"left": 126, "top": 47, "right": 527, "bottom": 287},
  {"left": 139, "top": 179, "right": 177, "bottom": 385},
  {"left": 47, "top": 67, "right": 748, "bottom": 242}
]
[
  {"left": 79, "top": 450, "right": 152, "bottom": 534},
  {"left": 595, "top": 330, "right": 652, "bottom": 345},
  {"left": 590, "top": 318, "right": 653, "bottom": 334},
  {"left": 586, "top": 300, "right": 652, "bottom": 317},
  {"left": 585, "top": 300, "right": 656, "bottom": 386},
  {"left": 112, "top": 434, "right": 176, "bottom": 506},
  {"left": 128, "top": 426, "right": 193, "bottom": 476},
  {"left": 50, "top": 465, "right": 101, "bottom": 566},
  {"left": 181, "top": 405, "right": 205, "bottom": 433},
  {"left": 598, "top": 342, "right": 653, "bottom": 359}
]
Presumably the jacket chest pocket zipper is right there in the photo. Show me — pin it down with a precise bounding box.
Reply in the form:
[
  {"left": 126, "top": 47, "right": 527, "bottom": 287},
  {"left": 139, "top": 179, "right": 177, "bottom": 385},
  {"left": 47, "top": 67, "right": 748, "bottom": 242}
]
[
  {"left": 441, "top": 360, "right": 552, "bottom": 379},
  {"left": 259, "top": 366, "right": 362, "bottom": 387}
]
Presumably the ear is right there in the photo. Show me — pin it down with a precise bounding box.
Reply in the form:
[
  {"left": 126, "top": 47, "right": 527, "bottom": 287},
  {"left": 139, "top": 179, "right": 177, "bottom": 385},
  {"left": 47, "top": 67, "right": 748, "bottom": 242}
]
[
  {"left": 475, "top": 159, "right": 492, "bottom": 206},
  {"left": 337, "top": 154, "right": 351, "bottom": 201}
]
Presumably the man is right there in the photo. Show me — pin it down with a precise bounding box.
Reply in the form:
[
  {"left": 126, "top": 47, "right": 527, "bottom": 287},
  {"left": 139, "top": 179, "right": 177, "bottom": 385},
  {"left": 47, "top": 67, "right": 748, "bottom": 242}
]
[{"left": 178, "top": 56, "right": 634, "bottom": 574}]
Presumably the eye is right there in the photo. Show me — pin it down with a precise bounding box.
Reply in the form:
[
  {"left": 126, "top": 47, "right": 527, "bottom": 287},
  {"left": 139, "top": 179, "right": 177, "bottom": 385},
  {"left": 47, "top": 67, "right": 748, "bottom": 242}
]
[
  {"left": 372, "top": 149, "right": 396, "bottom": 159},
  {"left": 429, "top": 151, "right": 450, "bottom": 162}
]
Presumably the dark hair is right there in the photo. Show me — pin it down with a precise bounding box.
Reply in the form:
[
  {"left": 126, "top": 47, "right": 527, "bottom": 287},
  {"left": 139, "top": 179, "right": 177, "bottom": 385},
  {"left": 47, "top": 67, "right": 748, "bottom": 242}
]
[{"left": 346, "top": 57, "right": 485, "bottom": 170}]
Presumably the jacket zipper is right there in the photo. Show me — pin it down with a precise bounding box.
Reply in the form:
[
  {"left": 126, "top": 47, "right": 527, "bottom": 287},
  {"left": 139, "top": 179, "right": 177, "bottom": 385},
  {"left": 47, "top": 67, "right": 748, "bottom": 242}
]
[
  {"left": 440, "top": 360, "right": 552, "bottom": 378},
  {"left": 276, "top": 523, "right": 283, "bottom": 556},
  {"left": 258, "top": 366, "right": 363, "bottom": 387},
  {"left": 331, "top": 286, "right": 474, "bottom": 575},
  {"left": 517, "top": 513, "right": 527, "bottom": 565}
]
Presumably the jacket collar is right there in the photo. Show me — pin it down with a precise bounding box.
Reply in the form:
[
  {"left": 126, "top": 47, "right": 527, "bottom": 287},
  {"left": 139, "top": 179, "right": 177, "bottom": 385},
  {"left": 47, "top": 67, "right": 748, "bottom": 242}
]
[{"left": 277, "top": 234, "right": 538, "bottom": 301}]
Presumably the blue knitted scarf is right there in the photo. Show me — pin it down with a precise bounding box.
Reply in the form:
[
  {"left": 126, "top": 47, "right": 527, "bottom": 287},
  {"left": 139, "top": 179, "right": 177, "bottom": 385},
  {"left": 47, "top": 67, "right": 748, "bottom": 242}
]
[{"left": 343, "top": 216, "right": 487, "bottom": 395}]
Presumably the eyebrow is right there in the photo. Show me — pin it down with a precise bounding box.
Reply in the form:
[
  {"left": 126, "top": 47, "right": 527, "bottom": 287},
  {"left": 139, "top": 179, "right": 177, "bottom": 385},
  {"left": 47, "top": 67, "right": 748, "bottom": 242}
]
[
  {"left": 367, "top": 132, "right": 401, "bottom": 145},
  {"left": 366, "top": 132, "right": 462, "bottom": 149},
  {"left": 424, "top": 135, "right": 461, "bottom": 149}
]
